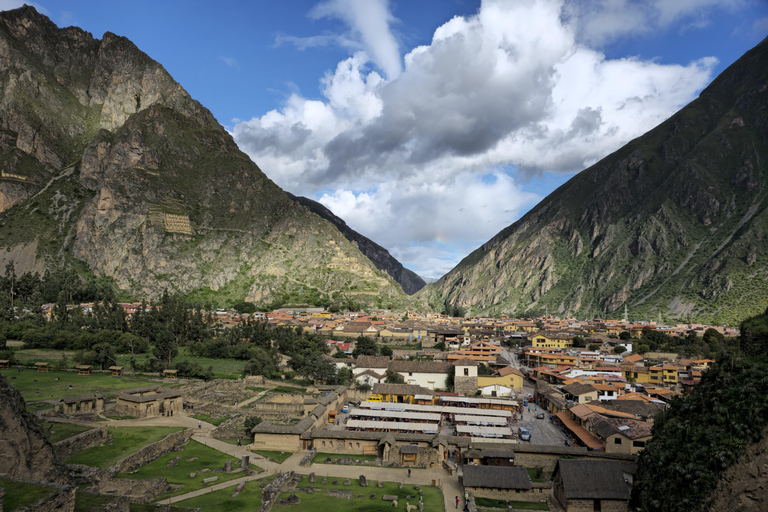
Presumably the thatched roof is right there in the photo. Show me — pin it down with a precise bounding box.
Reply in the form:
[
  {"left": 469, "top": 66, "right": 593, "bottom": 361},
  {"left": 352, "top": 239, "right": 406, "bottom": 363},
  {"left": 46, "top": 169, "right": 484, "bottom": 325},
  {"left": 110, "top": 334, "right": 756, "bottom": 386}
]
[
  {"left": 554, "top": 460, "right": 630, "bottom": 500},
  {"left": 388, "top": 360, "right": 452, "bottom": 374},
  {"left": 462, "top": 465, "right": 531, "bottom": 490},
  {"left": 372, "top": 383, "right": 435, "bottom": 396}
]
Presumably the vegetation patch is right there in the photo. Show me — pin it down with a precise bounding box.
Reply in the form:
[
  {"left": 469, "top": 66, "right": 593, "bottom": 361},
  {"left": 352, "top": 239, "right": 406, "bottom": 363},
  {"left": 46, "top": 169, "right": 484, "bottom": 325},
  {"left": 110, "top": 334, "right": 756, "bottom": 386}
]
[
  {"left": 275, "top": 474, "right": 445, "bottom": 512},
  {"left": 253, "top": 449, "right": 292, "bottom": 463},
  {"left": 191, "top": 413, "right": 228, "bottom": 426},
  {"left": 66, "top": 427, "right": 184, "bottom": 468},
  {"left": 118, "top": 439, "right": 263, "bottom": 500},
  {"left": 45, "top": 422, "right": 94, "bottom": 443},
  {"left": 474, "top": 497, "right": 548, "bottom": 510},
  {"left": 173, "top": 474, "right": 275, "bottom": 510},
  {"left": 0, "top": 477, "right": 60, "bottom": 510}
]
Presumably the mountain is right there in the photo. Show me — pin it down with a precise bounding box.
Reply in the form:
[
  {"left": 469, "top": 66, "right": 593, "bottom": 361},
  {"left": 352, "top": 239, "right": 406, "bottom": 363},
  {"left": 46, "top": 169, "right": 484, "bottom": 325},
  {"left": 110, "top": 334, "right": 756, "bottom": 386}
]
[
  {"left": 0, "top": 6, "right": 407, "bottom": 307},
  {"left": 286, "top": 193, "right": 426, "bottom": 295},
  {"left": 422, "top": 36, "right": 768, "bottom": 325}
]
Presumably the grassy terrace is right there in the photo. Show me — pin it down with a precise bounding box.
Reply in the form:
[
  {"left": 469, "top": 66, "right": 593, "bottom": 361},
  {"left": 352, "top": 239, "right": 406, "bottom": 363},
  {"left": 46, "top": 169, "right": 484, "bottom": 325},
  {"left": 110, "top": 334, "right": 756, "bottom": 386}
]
[
  {"left": 2, "top": 368, "right": 176, "bottom": 402},
  {"left": 275, "top": 474, "right": 445, "bottom": 512},
  {"left": 253, "top": 449, "right": 292, "bottom": 463},
  {"left": 173, "top": 475, "right": 276, "bottom": 510},
  {"left": 0, "top": 477, "right": 61, "bottom": 510},
  {"left": 191, "top": 413, "right": 228, "bottom": 426},
  {"left": 66, "top": 427, "right": 185, "bottom": 468},
  {"left": 118, "top": 439, "right": 264, "bottom": 501},
  {"left": 45, "top": 422, "right": 95, "bottom": 443}
]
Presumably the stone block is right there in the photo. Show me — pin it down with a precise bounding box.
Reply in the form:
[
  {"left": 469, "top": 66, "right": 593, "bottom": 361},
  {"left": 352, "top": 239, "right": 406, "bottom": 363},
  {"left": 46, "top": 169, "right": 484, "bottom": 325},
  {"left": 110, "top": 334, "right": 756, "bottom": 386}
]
[
  {"left": 309, "top": 472, "right": 316, "bottom": 483},
  {"left": 189, "top": 473, "right": 196, "bottom": 478},
  {"left": 359, "top": 475, "right": 367, "bottom": 486},
  {"left": 383, "top": 495, "right": 399, "bottom": 501},
  {"left": 203, "top": 476, "right": 218, "bottom": 484}
]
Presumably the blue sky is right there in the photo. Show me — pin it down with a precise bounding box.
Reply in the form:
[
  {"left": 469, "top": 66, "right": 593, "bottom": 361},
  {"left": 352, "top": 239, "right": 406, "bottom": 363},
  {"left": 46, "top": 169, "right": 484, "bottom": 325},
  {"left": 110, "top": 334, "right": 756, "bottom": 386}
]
[{"left": 10, "top": 0, "right": 768, "bottom": 281}]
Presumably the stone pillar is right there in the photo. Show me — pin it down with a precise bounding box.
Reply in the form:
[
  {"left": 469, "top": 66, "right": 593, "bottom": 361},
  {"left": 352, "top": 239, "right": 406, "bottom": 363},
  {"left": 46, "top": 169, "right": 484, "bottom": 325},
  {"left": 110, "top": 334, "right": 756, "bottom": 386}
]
[
  {"left": 225, "top": 460, "right": 232, "bottom": 473},
  {"left": 242, "top": 456, "right": 250, "bottom": 470}
]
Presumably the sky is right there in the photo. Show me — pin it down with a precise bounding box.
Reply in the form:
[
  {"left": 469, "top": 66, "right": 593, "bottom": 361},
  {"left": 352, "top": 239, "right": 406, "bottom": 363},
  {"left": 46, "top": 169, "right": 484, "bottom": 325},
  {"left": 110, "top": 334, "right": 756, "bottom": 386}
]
[{"left": 5, "top": 0, "right": 768, "bottom": 281}]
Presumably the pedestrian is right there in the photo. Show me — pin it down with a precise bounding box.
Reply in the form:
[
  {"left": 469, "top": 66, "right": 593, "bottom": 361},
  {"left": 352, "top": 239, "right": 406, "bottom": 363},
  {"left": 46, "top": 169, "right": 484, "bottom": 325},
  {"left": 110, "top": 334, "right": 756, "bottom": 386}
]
[
  {"left": 455, "top": 496, "right": 459, "bottom": 509},
  {"left": 237, "top": 438, "right": 242, "bottom": 446},
  {"left": 408, "top": 468, "right": 411, "bottom": 478},
  {"left": 527, "top": 406, "right": 530, "bottom": 412},
  {"left": 198, "top": 422, "right": 201, "bottom": 429}
]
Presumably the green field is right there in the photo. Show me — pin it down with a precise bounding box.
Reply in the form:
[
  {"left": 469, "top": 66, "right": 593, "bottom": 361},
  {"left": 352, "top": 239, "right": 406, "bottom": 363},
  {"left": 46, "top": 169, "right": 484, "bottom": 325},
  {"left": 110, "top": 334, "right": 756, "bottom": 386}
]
[
  {"left": 45, "top": 422, "right": 95, "bottom": 443},
  {"left": 172, "top": 475, "right": 275, "bottom": 510},
  {"left": 312, "top": 452, "right": 377, "bottom": 464},
  {"left": 66, "top": 427, "right": 185, "bottom": 468},
  {"left": 118, "top": 439, "right": 263, "bottom": 500},
  {"left": 0, "top": 477, "right": 60, "bottom": 510},
  {"left": 191, "top": 413, "right": 228, "bottom": 426},
  {"left": 116, "top": 347, "right": 246, "bottom": 379},
  {"left": 275, "top": 474, "right": 445, "bottom": 512},
  {"left": 2, "top": 368, "right": 175, "bottom": 402}
]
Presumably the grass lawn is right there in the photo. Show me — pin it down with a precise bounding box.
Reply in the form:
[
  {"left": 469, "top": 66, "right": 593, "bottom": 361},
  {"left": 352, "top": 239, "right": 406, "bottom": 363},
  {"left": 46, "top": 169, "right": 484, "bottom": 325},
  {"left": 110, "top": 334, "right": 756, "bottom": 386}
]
[
  {"left": 474, "top": 497, "right": 548, "bottom": 510},
  {"left": 217, "top": 437, "right": 250, "bottom": 445},
  {"left": 2, "top": 368, "right": 172, "bottom": 402},
  {"left": 245, "top": 386, "right": 266, "bottom": 392},
  {"left": 172, "top": 475, "right": 275, "bottom": 510},
  {"left": 266, "top": 385, "right": 308, "bottom": 394},
  {"left": 66, "top": 427, "right": 185, "bottom": 468},
  {"left": 253, "top": 449, "right": 292, "bottom": 463},
  {"left": 0, "top": 477, "right": 60, "bottom": 510},
  {"left": 74, "top": 491, "right": 118, "bottom": 512},
  {"left": 118, "top": 439, "right": 264, "bottom": 500},
  {"left": 45, "top": 422, "right": 95, "bottom": 443},
  {"left": 526, "top": 467, "right": 551, "bottom": 483},
  {"left": 312, "top": 452, "right": 377, "bottom": 464},
  {"left": 191, "top": 413, "right": 228, "bottom": 426},
  {"left": 276, "top": 474, "right": 445, "bottom": 512}
]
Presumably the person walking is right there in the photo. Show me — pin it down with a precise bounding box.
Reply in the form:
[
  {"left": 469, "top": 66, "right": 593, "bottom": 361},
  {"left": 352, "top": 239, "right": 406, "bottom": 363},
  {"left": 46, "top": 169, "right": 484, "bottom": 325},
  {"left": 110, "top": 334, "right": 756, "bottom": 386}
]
[
  {"left": 455, "top": 496, "right": 459, "bottom": 509},
  {"left": 407, "top": 468, "right": 411, "bottom": 478},
  {"left": 198, "top": 422, "right": 201, "bottom": 429}
]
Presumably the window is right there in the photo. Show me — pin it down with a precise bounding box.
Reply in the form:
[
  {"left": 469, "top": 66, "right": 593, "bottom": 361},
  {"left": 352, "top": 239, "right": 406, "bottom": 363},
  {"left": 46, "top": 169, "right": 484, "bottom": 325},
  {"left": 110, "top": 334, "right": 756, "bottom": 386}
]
[
  {"left": 614, "top": 437, "right": 622, "bottom": 444},
  {"left": 464, "top": 368, "right": 469, "bottom": 376},
  {"left": 633, "top": 441, "right": 646, "bottom": 448},
  {"left": 409, "top": 372, "right": 413, "bottom": 376}
]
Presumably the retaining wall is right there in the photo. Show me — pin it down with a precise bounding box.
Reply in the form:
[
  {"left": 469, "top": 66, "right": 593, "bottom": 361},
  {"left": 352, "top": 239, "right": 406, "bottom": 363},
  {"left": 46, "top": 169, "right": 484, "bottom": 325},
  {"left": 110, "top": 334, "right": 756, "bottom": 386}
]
[{"left": 54, "top": 427, "right": 108, "bottom": 460}]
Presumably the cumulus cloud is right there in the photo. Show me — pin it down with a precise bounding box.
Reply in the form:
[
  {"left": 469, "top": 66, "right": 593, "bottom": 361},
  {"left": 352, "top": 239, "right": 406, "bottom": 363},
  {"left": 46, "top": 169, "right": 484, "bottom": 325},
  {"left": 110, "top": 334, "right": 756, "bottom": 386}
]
[{"left": 233, "top": 0, "right": 721, "bottom": 279}]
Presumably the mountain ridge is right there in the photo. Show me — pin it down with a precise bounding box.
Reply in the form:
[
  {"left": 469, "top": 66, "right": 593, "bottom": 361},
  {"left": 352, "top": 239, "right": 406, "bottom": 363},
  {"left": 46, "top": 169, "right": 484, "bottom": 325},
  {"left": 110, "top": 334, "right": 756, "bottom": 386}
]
[
  {"left": 0, "top": 6, "right": 408, "bottom": 307},
  {"left": 422, "top": 35, "right": 768, "bottom": 324}
]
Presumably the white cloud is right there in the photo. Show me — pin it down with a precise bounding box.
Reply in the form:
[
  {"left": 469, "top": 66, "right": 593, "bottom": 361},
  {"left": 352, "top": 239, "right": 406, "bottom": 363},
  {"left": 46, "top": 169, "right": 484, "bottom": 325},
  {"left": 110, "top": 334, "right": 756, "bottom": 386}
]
[
  {"left": 233, "top": 0, "right": 720, "bottom": 279},
  {"left": 219, "top": 56, "right": 239, "bottom": 69},
  {"left": 309, "top": 0, "right": 401, "bottom": 79}
]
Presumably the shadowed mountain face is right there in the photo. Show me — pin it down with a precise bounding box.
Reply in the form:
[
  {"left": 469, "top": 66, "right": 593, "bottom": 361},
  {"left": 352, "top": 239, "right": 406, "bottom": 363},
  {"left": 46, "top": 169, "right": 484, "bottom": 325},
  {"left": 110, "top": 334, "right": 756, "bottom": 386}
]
[
  {"left": 0, "top": 6, "right": 407, "bottom": 306},
  {"left": 287, "top": 194, "right": 426, "bottom": 295},
  {"left": 423, "top": 36, "right": 768, "bottom": 324}
]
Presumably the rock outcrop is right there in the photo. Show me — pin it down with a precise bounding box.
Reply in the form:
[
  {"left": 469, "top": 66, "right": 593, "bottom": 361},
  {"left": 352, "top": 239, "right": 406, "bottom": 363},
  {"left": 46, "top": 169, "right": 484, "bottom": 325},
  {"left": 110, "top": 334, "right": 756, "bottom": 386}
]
[
  {"left": 0, "top": 373, "right": 68, "bottom": 484},
  {"left": 422, "top": 35, "right": 768, "bottom": 324}
]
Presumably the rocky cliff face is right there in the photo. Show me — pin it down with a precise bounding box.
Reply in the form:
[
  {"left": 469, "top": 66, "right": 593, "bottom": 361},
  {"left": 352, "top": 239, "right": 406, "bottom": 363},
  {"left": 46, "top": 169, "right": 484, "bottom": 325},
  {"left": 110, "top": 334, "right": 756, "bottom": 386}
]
[
  {"left": 707, "top": 426, "right": 768, "bottom": 512},
  {"left": 287, "top": 194, "right": 426, "bottom": 295},
  {"left": 0, "top": 374, "right": 68, "bottom": 484},
  {"left": 423, "top": 36, "right": 768, "bottom": 324},
  {"left": 0, "top": 6, "right": 407, "bottom": 305}
]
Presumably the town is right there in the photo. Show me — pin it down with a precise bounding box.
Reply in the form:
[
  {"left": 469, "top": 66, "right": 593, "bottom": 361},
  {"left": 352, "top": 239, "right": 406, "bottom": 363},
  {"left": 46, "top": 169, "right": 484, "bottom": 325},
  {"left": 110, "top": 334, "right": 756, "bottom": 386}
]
[{"left": 1, "top": 300, "right": 736, "bottom": 512}]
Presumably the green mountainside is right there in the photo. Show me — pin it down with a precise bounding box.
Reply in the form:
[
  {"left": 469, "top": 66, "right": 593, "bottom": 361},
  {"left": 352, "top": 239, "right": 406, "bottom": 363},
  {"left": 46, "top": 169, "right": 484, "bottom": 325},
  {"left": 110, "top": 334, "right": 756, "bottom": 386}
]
[
  {"left": 0, "top": 6, "right": 407, "bottom": 307},
  {"left": 422, "top": 36, "right": 768, "bottom": 325}
]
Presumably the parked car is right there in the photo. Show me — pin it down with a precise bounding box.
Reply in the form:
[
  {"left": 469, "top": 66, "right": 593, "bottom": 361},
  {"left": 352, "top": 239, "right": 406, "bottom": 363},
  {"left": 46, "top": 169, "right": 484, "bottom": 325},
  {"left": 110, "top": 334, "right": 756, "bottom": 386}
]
[
  {"left": 341, "top": 405, "right": 349, "bottom": 413},
  {"left": 536, "top": 411, "right": 545, "bottom": 419},
  {"left": 518, "top": 427, "right": 531, "bottom": 441}
]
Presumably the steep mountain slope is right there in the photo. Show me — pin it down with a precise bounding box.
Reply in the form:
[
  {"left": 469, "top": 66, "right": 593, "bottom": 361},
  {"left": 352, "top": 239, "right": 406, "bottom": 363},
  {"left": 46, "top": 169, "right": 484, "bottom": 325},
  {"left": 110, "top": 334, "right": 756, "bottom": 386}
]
[
  {"left": 286, "top": 193, "right": 426, "bottom": 294},
  {"left": 0, "top": 6, "right": 406, "bottom": 306},
  {"left": 423, "top": 36, "right": 768, "bottom": 324}
]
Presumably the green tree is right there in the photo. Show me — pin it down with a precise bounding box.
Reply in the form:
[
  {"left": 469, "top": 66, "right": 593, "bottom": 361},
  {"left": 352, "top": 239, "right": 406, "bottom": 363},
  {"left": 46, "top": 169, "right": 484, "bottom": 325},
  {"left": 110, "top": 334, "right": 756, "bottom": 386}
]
[
  {"left": 588, "top": 343, "right": 601, "bottom": 351},
  {"left": 613, "top": 345, "right": 627, "bottom": 354},
  {"left": 152, "top": 328, "right": 178, "bottom": 368},
  {"left": 380, "top": 345, "right": 393, "bottom": 357},
  {"left": 353, "top": 336, "right": 378, "bottom": 357},
  {"left": 619, "top": 331, "right": 632, "bottom": 341},
  {"left": 571, "top": 336, "right": 585, "bottom": 348},
  {"left": 385, "top": 369, "right": 404, "bottom": 383},
  {"left": 477, "top": 363, "right": 493, "bottom": 375},
  {"left": 702, "top": 328, "right": 724, "bottom": 345}
]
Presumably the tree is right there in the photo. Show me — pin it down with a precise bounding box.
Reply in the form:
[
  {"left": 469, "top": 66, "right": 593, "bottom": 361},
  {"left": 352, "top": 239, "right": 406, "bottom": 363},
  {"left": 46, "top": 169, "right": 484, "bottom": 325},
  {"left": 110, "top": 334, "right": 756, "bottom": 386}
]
[
  {"left": 353, "top": 336, "right": 378, "bottom": 357},
  {"left": 619, "top": 331, "right": 632, "bottom": 341},
  {"left": 336, "top": 366, "right": 354, "bottom": 385},
  {"left": 588, "top": 343, "right": 601, "bottom": 351},
  {"left": 702, "top": 328, "right": 724, "bottom": 345},
  {"left": 243, "top": 415, "right": 262, "bottom": 432},
  {"left": 636, "top": 344, "right": 651, "bottom": 354},
  {"left": 445, "top": 372, "right": 455, "bottom": 391},
  {"left": 613, "top": 345, "right": 627, "bottom": 354},
  {"left": 152, "top": 328, "right": 178, "bottom": 368},
  {"left": 233, "top": 301, "right": 257, "bottom": 314},
  {"left": 380, "top": 345, "right": 393, "bottom": 357},
  {"left": 571, "top": 336, "right": 585, "bottom": 348},
  {"left": 477, "top": 363, "right": 493, "bottom": 376},
  {"left": 385, "top": 369, "right": 404, "bottom": 383}
]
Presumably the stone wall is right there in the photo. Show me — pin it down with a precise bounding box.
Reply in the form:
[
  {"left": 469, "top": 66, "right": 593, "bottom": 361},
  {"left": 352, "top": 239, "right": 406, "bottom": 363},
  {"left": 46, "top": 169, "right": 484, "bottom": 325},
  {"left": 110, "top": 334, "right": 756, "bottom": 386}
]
[
  {"left": 454, "top": 376, "right": 478, "bottom": 396},
  {"left": 54, "top": 426, "right": 108, "bottom": 460},
  {"left": 250, "top": 433, "right": 302, "bottom": 452},
  {"left": 469, "top": 483, "right": 551, "bottom": 503},
  {"left": 109, "top": 429, "right": 194, "bottom": 475},
  {"left": 25, "top": 485, "right": 76, "bottom": 512},
  {"left": 563, "top": 498, "right": 628, "bottom": 512},
  {"left": 93, "top": 478, "right": 168, "bottom": 503},
  {"left": 512, "top": 451, "right": 565, "bottom": 472}
]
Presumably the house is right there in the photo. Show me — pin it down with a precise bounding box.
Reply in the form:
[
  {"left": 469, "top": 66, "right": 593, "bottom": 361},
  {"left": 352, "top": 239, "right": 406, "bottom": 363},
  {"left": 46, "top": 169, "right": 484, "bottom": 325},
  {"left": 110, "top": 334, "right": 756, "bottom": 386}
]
[
  {"left": 561, "top": 383, "right": 598, "bottom": 404},
  {"left": 109, "top": 366, "right": 124, "bottom": 376},
  {"left": 76, "top": 365, "right": 91, "bottom": 375},
  {"left": 387, "top": 360, "right": 452, "bottom": 390},
  {"left": 0, "top": 359, "right": 9, "bottom": 369},
  {"left": 35, "top": 362, "right": 49, "bottom": 372},
  {"left": 370, "top": 383, "right": 435, "bottom": 404},
  {"left": 622, "top": 353, "right": 644, "bottom": 366},
  {"left": 163, "top": 369, "right": 178, "bottom": 379},
  {"left": 552, "top": 459, "right": 631, "bottom": 512},
  {"left": 115, "top": 386, "right": 183, "bottom": 418},
  {"left": 622, "top": 366, "right": 652, "bottom": 384},
  {"left": 530, "top": 331, "right": 573, "bottom": 349},
  {"left": 590, "top": 416, "right": 653, "bottom": 455},
  {"left": 649, "top": 364, "right": 678, "bottom": 386},
  {"left": 477, "top": 366, "right": 525, "bottom": 396},
  {"left": 462, "top": 465, "right": 539, "bottom": 502}
]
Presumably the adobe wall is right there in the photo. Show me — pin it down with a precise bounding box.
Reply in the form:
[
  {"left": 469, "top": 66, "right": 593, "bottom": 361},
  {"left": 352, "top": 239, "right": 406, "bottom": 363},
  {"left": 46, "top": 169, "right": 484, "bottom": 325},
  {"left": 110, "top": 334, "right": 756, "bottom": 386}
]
[
  {"left": 513, "top": 451, "right": 564, "bottom": 472},
  {"left": 53, "top": 426, "right": 108, "bottom": 460},
  {"left": 454, "top": 376, "right": 478, "bottom": 395},
  {"left": 249, "top": 432, "right": 302, "bottom": 452},
  {"left": 565, "top": 498, "right": 628, "bottom": 512},
  {"left": 469, "top": 483, "right": 550, "bottom": 503},
  {"left": 319, "top": 438, "right": 379, "bottom": 454},
  {"left": 108, "top": 429, "right": 194, "bottom": 475}
]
